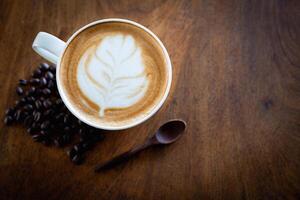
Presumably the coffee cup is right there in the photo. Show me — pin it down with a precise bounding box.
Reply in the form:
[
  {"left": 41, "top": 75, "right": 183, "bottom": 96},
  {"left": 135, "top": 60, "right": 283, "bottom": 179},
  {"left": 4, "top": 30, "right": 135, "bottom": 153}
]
[{"left": 32, "top": 18, "right": 172, "bottom": 130}]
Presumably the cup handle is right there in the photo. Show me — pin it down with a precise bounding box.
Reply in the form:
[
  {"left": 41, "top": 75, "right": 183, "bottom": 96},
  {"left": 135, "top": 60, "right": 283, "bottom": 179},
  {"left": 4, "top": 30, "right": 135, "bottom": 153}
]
[{"left": 32, "top": 32, "right": 66, "bottom": 64}]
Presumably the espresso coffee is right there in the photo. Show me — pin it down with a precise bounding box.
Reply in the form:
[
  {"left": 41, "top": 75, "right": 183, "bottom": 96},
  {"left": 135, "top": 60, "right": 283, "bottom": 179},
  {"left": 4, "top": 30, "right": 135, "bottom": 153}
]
[{"left": 59, "top": 21, "right": 170, "bottom": 128}]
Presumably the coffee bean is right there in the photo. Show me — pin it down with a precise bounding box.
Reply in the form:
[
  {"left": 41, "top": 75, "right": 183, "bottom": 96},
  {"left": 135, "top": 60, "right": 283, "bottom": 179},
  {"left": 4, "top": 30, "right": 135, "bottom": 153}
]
[
  {"left": 29, "top": 78, "right": 40, "bottom": 85},
  {"left": 55, "top": 113, "right": 64, "bottom": 121},
  {"left": 4, "top": 116, "right": 13, "bottom": 125},
  {"left": 45, "top": 72, "right": 54, "bottom": 80},
  {"left": 41, "top": 120, "right": 50, "bottom": 129},
  {"left": 44, "top": 109, "right": 54, "bottom": 117},
  {"left": 49, "top": 65, "right": 56, "bottom": 73},
  {"left": 33, "top": 111, "right": 41, "bottom": 122},
  {"left": 16, "top": 87, "right": 24, "bottom": 96},
  {"left": 71, "top": 154, "right": 84, "bottom": 165},
  {"left": 40, "top": 77, "right": 47, "bottom": 87},
  {"left": 24, "top": 104, "right": 33, "bottom": 111},
  {"left": 40, "top": 130, "right": 49, "bottom": 136},
  {"left": 14, "top": 110, "right": 22, "bottom": 121},
  {"left": 39, "top": 63, "right": 50, "bottom": 71},
  {"left": 26, "top": 96, "right": 35, "bottom": 103},
  {"left": 54, "top": 137, "right": 63, "bottom": 147},
  {"left": 55, "top": 99, "right": 63, "bottom": 106},
  {"left": 35, "top": 100, "right": 42, "bottom": 110},
  {"left": 5, "top": 108, "right": 15, "bottom": 116},
  {"left": 20, "top": 97, "right": 27, "bottom": 104},
  {"left": 81, "top": 141, "right": 94, "bottom": 151},
  {"left": 32, "top": 134, "right": 43, "bottom": 142},
  {"left": 24, "top": 116, "right": 33, "bottom": 127},
  {"left": 64, "top": 126, "right": 70, "bottom": 133},
  {"left": 63, "top": 115, "right": 69, "bottom": 124},
  {"left": 27, "top": 127, "right": 35, "bottom": 134},
  {"left": 47, "top": 80, "right": 54, "bottom": 89},
  {"left": 43, "top": 99, "right": 52, "bottom": 109},
  {"left": 73, "top": 143, "right": 83, "bottom": 153},
  {"left": 42, "top": 88, "right": 51, "bottom": 96},
  {"left": 31, "top": 122, "right": 38, "bottom": 130},
  {"left": 63, "top": 134, "right": 71, "bottom": 143},
  {"left": 39, "top": 97, "right": 45, "bottom": 101},
  {"left": 67, "top": 148, "right": 77, "bottom": 159},
  {"left": 33, "top": 68, "right": 42, "bottom": 78},
  {"left": 28, "top": 87, "right": 36, "bottom": 96},
  {"left": 19, "top": 79, "right": 28, "bottom": 86}
]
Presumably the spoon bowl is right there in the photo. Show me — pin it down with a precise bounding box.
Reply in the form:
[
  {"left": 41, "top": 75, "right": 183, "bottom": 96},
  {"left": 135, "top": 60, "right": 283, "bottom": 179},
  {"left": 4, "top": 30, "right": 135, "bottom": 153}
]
[{"left": 155, "top": 119, "right": 186, "bottom": 144}]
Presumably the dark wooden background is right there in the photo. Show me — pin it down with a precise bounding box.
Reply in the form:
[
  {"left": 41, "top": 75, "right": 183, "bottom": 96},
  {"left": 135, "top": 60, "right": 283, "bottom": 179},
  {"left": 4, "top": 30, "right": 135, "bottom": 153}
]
[{"left": 0, "top": 0, "right": 300, "bottom": 199}]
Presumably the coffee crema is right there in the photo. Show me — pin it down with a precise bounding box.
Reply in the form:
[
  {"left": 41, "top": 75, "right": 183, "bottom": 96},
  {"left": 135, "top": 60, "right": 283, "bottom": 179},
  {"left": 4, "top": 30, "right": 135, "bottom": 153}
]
[{"left": 59, "top": 21, "right": 169, "bottom": 127}]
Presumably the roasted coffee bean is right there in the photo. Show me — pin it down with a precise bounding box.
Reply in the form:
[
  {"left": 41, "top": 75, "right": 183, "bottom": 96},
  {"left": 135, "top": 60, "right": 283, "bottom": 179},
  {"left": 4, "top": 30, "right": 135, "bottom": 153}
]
[
  {"left": 43, "top": 99, "right": 52, "bottom": 108},
  {"left": 55, "top": 113, "right": 64, "bottom": 121},
  {"left": 35, "top": 100, "right": 42, "bottom": 110},
  {"left": 24, "top": 116, "right": 33, "bottom": 127},
  {"left": 40, "top": 77, "right": 47, "bottom": 87},
  {"left": 49, "top": 65, "right": 56, "bottom": 73},
  {"left": 4, "top": 116, "right": 13, "bottom": 125},
  {"left": 47, "top": 80, "right": 54, "bottom": 89},
  {"left": 32, "top": 134, "right": 43, "bottom": 142},
  {"left": 40, "top": 130, "right": 49, "bottom": 136},
  {"left": 31, "top": 122, "right": 38, "bottom": 130},
  {"left": 33, "top": 112, "right": 41, "bottom": 122},
  {"left": 64, "top": 126, "right": 70, "bottom": 132},
  {"left": 20, "top": 97, "right": 27, "bottom": 104},
  {"left": 81, "top": 141, "right": 93, "bottom": 151},
  {"left": 71, "top": 154, "right": 84, "bottom": 165},
  {"left": 45, "top": 71, "right": 54, "bottom": 80},
  {"left": 24, "top": 104, "right": 33, "bottom": 111},
  {"left": 39, "top": 63, "right": 50, "bottom": 71},
  {"left": 26, "top": 96, "right": 35, "bottom": 103},
  {"left": 29, "top": 78, "right": 40, "bottom": 85},
  {"left": 39, "top": 96, "right": 45, "bottom": 101},
  {"left": 33, "top": 68, "right": 42, "bottom": 78},
  {"left": 5, "top": 108, "right": 15, "bottom": 116},
  {"left": 73, "top": 143, "right": 83, "bottom": 153},
  {"left": 54, "top": 137, "right": 63, "bottom": 147},
  {"left": 28, "top": 87, "right": 37, "bottom": 96},
  {"left": 14, "top": 110, "right": 22, "bottom": 121},
  {"left": 67, "top": 148, "right": 77, "bottom": 159},
  {"left": 55, "top": 99, "right": 63, "bottom": 106},
  {"left": 44, "top": 109, "right": 54, "bottom": 117},
  {"left": 16, "top": 87, "right": 24, "bottom": 96},
  {"left": 40, "top": 121, "right": 50, "bottom": 129},
  {"left": 42, "top": 88, "right": 51, "bottom": 96},
  {"left": 19, "top": 79, "right": 28, "bottom": 86},
  {"left": 63, "top": 134, "right": 71, "bottom": 144},
  {"left": 63, "top": 114, "right": 69, "bottom": 124},
  {"left": 27, "top": 127, "right": 35, "bottom": 134}
]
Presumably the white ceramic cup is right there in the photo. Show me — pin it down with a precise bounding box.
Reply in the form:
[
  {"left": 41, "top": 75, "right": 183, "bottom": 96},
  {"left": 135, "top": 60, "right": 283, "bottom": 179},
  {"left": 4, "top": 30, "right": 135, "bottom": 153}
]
[{"left": 32, "top": 18, "right": 172, "bottom": 130}]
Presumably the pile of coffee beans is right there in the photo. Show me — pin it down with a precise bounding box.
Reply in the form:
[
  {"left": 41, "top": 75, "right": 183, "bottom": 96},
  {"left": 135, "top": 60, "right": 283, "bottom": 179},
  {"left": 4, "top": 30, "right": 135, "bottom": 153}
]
[{"left": 4, "top": 63, "right": 105, "bottom": 165}]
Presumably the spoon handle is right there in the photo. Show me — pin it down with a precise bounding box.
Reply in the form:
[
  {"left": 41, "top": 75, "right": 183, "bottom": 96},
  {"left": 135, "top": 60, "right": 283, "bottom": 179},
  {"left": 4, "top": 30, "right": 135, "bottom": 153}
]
[{"left": 95, "top": 138, "right": 155, "bottom": 172}]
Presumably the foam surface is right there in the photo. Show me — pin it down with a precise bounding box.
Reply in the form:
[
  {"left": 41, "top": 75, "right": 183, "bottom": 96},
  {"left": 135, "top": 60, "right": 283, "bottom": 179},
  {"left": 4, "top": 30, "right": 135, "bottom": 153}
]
[{"left": 77, "top": 34, "right": 148, "bottom": 117}]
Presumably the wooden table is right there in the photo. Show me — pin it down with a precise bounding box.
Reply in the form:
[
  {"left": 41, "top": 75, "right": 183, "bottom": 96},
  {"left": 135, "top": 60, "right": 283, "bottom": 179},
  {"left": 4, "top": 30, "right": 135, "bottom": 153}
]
[{"left": 1, "top": 0, "right": 299, "bottom": 199}]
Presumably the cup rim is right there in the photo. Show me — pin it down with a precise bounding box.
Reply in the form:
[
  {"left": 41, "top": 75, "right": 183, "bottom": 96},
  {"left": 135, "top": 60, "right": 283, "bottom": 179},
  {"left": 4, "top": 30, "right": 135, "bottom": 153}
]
[{"left": 56, "top": 18, "right": 172, "bottom": 130}]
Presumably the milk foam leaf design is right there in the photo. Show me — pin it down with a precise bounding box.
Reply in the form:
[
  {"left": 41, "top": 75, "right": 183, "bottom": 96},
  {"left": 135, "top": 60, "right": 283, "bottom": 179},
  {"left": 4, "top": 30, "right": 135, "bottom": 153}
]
[{"left": 77, "top": 34, "right": 149, "bottom": 117}]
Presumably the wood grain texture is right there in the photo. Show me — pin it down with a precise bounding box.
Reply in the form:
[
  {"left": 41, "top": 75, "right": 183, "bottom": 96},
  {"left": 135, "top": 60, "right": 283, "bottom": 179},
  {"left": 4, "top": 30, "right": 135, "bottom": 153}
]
[{"left": 0, "top": 0, "right": 300, "bottom": 199}]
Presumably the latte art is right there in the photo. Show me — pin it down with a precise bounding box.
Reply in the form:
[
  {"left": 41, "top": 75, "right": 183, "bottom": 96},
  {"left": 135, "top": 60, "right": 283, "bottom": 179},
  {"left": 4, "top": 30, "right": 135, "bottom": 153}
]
[
  {"left": 59, "top": 21, "right": 170, "bottom": 128},
  {"left": 77, "top": 35, "right": 149, "bottom": 117}
]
